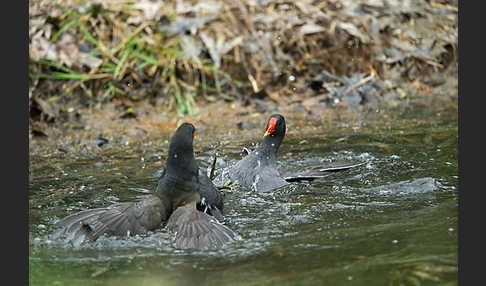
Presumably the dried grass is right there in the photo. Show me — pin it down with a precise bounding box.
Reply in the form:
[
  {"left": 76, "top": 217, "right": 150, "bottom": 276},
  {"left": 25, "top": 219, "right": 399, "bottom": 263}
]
[{"left": 29, "top": 0, "right": 457, "bottom": 118}]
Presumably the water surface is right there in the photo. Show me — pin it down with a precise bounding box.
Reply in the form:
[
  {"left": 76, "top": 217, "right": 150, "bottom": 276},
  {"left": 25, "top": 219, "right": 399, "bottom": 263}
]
[{"left": 29, "top": 107, "right": 458, "bottom": 286}]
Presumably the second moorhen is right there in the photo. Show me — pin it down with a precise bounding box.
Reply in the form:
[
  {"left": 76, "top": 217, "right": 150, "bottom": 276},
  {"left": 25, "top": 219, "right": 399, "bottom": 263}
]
[{"left": 213, "top": 114, "right": 364, "bottom": 192}]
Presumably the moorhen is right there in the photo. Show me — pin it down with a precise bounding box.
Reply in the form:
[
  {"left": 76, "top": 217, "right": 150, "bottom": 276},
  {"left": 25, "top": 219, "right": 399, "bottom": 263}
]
[
  {"left": 54, "top": 123, "right": 237, "bottom": 250},
  {"left": 213, "top": 114, "right": 364, "bottom": 192}
]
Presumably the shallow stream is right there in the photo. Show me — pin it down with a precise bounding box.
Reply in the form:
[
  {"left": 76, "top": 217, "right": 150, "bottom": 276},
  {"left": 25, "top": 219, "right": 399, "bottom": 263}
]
[{"left": 29, "top": 106, "right": 458, "bottom": 286}]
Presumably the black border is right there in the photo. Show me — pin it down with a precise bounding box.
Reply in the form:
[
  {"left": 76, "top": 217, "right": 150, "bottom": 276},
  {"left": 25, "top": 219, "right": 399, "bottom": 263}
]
[
  {"left": 458, "top": 1, "right": 475, "bottom": 285},
  {"left": 3, "top": 0, "right": 29, "bottom": 285}
]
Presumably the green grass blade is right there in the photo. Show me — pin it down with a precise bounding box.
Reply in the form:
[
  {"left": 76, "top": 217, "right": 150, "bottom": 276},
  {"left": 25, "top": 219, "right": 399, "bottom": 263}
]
[
  {"left": 114, "top": 49, "right": 129, "bottom": 79},
  {"left": 133, "top": 52, "right": 158, "bottom": 66},
  {"left": 102, "top": 82, "right": 116, "bottom": 100},
  {"left": 101, "top": 64, "right": 116, "bottom": 73},
  {"left": 35, "top": 59, "right": 77, "bottom": 74},
  {"left": 29, "top": 73, "right": 87, "bottom": 80},
  {"left": 29, "top": 72, "right": 111, "bottom": 80},
  {"left": 77, "top": 22, "right": 98, "bottom": 46},
  {"left": 185, "top": 92, "right": 195, "bottom": 116},
  {"left": 205, "top": 65, "right": 244, "bottom": 87},
  {"left": 52, "top": 19, "right": 78, "bottom": 42},
  {"left": 136, "top": 62, "right": 148, "bottom": 71}
]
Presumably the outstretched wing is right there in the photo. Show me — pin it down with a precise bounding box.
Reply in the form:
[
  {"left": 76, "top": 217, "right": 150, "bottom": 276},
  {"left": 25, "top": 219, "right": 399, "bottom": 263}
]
[
  {"left": 53, "top": 195, "right": 168, "bottom": 246},
  {"left": 167, "top": 203, "right": 238, "bottom": 250}
]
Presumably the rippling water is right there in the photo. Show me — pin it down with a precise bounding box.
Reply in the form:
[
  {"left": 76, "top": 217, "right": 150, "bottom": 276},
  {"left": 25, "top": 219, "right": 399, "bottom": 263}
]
[{"left": 29, "top": 110, "right": 458, "bottom": 286}]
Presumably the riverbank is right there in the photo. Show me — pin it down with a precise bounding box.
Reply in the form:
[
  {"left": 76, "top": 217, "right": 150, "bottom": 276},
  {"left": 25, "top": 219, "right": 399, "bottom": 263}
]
[{"left": 29, "top": 0, "right": 458, "bottom": 149}]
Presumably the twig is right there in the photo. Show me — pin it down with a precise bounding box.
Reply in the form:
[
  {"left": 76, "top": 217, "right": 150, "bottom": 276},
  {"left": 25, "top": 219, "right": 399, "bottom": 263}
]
[
  {"left": 248, "top": 73, "right": 259, "bottom": 93},
  {"left": 62, "top": 64, "right": 103, "bottom": 94},
  {"left": 111, "top": 23, "right": 150, "bottom": 56},
  {"left": 430, "top": 1, "right": 458, "bottom": 12},
  {"left": 425, "top": 60, "right": 443, "bottom": 68},
  {"left": 209, "top": 154, "right": 217, "bottom": 180},
  {"left": 341, "top": 73, "right": 375, "bottom": 97}
]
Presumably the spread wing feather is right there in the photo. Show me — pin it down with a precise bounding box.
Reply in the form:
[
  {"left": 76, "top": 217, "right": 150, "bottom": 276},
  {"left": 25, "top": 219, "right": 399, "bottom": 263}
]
[
  {"left": 53, "top": 195, "right": 167, "bottom": 246},
  {"left": 167, "top": 204, "right": 238, "bottom": 250}
]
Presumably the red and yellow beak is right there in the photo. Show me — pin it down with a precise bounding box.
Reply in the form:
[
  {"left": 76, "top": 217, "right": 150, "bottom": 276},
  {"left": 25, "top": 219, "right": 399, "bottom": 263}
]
[
  {"left": 193, "top": 132, "right": 197, "bottom": 140},
  {"left": 264, "top": 117, "right": 277, "bottom": 136}
]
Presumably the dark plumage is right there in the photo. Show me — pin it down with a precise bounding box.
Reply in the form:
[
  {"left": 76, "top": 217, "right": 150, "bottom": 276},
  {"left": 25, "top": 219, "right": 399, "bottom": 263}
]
[
  {"left": 214, "top": 114, "right": 364, "bottom": 192},
  {"left": 54, "top": 123, "right": 237, "bottom": 250},
  {"left": 214, "top": 114, "right": 289, "bottom": 192}
]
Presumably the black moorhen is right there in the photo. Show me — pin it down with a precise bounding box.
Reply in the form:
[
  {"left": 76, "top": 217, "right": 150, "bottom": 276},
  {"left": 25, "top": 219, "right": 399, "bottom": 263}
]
[
  {"left": 213, "top": 114, "right": 364, "bottom": 192},
  {"left": 54, "top": 123, "right": 237, "bottom": 250}
]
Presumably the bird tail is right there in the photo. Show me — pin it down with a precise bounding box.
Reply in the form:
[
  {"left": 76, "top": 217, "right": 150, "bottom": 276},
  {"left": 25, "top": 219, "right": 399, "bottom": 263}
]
[
  {"left": 167, "top": 203, "right": 239, "bottom": 250},
  {"left": 284, "top": 161, "right": 366, "bottom": 182}
]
